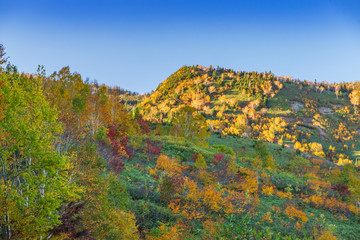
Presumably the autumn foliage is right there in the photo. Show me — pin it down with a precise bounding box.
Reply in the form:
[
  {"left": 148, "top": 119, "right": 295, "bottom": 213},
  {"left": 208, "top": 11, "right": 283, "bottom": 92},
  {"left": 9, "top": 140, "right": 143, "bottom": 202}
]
[{"left": 2, "top": 59, "right": 360, "bottom": 239}]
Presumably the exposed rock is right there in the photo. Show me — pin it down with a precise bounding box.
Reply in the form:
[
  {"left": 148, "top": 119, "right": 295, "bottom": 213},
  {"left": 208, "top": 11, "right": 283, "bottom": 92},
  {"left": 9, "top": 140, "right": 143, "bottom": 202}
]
[
  {"left": 319, "top": 107, "right": 333, "bottom": 115},
  {"left": 291, "top": 101, "right": 304, "bottom": 112},
  {"left": 301, "top": 117, "right": 326, "bottom": 140}
]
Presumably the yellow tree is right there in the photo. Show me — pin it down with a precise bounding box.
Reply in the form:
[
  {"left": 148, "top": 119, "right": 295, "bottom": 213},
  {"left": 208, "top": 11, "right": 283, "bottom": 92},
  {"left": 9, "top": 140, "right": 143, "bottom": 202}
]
[
  {"left": 82, "top": 94, "right": 103, "bottom": 136},
  {"left": 309, "top": 142, "right": 325, "bottom": 158},
  {"left": 349, "top": 89, "right": 360, "bottom": 114},
  {"left": 335, "top": 85, "right": 340, "bottom": 99},
  {"left": 333, "top": 122, "right": 352, "bottom": 142},
  {"left": 45, "top": 66, "right": 90, "bottom": 137}
]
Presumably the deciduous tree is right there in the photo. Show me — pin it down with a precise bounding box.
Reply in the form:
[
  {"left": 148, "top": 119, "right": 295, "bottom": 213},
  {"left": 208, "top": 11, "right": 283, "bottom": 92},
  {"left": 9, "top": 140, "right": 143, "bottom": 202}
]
[
  {"left": 349, "top": 90, "right": 360, "bottom": 114},
  {"left": 171, "top": 106, "right": 210, "bottom": 146},
  {"left": 0, "top": 72, "right": 78, "bottom": 239}
]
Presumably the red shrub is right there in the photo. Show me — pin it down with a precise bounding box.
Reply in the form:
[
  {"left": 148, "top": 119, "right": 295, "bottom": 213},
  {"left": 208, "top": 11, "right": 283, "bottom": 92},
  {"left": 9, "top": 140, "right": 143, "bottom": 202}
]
[
  {"left": 107, "top": 125, "right": 133, "bottom": 159},
  {"left": 332, "top": 183, "right": 351, "bottom": 198},
  {"left": 135, "top": 115, "right": 151, "bottom": 135},
  {"left": 145, "top": 139, "right": 162, "bottom": 156},
  {"left": 109, "top": 156, "right": 125, "bottom": 174},
  {"left": 212, "top": 153, "right": 224, "bottom": 165}
]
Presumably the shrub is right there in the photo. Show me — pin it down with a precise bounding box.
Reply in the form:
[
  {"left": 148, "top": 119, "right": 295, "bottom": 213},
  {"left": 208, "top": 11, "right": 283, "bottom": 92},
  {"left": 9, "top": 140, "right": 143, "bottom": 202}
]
[
  {"left": 159, "top": 175, "right": 177, "bottom": 202},
  {"left": 145, "top": 138, "right": 163, "bottom": 157},
  {"left": 156, "top": 154, "right": 185, "bottom": 177},
  {"left": 285, "top": 155, "right": 310, "bottom": 175},
  {"left": 132, "top": 200, "right": 176, "bottom": 232},
  {"left": 194, "top": 154, "right": 207, "bottom": 170},
  {"left": 210, "top": 144, "right": 235, "bottom": 156},
  {"left": 331, "top": 183, "right": 351, "bottom": 199},
  {"left": 254, "top": 140, "right": 268, "bottom": 158},
  {"left": 212, "top": 153, "right": 225, "bottom": 165},
  {"left": 284, "top": 205, "right": 308, "bottom": 222},
  {"left": 109, "top": 156, "right": 125, "bottom": 174},
  {"left": 271, "top": 172, "right": 308, "bottom": 194},
  {"left": 262, "top": 186, "right": 275, "bottom": 196},
  {"left": 251, "top": 155, "right": 263, "bottom": 170},
  {"left": 316, "top": 230, "right": 338, "bottom": 240},
  {"left": 263, "top": 153, "right": 276, "bottom": 169}
]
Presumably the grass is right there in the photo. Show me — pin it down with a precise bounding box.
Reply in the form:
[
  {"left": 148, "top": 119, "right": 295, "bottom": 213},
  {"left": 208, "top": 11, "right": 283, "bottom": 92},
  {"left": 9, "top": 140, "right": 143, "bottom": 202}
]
[{"left": 118, "top": 131, "right": 360, "bottom": 239}]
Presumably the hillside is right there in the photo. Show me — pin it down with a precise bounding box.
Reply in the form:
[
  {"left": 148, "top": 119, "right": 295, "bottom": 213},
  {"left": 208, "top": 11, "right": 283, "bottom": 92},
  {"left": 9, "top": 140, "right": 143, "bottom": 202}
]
[
  {"left": 138, "top": 65, "right": 360, "bottom": 166},
  {"left": 132, "top": 65, "right": 360, "bottom": 239},
  {"left": 1, "top": 63, "right": 360, "bottom": 239}
]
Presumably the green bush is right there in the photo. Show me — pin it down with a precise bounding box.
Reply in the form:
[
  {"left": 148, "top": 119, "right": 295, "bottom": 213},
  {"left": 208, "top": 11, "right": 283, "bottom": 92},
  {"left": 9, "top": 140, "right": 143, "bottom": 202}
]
[
  {"left": 161, "top": 136, "right": 214, "bottom": 161},
  {"left": 132, "top": 200, "right": 177, "bottom": 232},
  {"left": 107, "top": 175, "right": 131, "bottom": 210},
  {"left": 254, "top": 140, "right": 268, "bottom": 158},
  {"left": 271, "top": 172, "right": 307, "bottom": 194},
  {"left": 210, "top": 144, "right": 235, "bottom": 156},
  {"left": 284, "top": 155, "right": 310, "bottom": 175}
]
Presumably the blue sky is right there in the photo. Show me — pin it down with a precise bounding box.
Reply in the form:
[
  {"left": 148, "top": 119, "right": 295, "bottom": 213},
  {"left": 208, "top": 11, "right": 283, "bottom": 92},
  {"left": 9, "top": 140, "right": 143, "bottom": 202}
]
[{"left": 1, "top": 0, "right": 360, "bottom": 93}]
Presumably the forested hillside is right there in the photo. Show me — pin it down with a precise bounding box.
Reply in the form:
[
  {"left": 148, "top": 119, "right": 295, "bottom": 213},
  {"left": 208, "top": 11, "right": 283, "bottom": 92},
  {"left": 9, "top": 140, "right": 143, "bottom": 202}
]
[
  {"left": 1, "top": 44, "right": 360, "bottom": 239},
  {"left": 139, "top": 65, "right": 360, "bottom": 167}
]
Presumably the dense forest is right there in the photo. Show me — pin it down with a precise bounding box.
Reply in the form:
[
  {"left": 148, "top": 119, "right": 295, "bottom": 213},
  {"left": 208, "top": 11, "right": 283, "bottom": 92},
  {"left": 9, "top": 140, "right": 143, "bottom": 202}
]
[{"left": 1, "top": 44, "right": 360, "bottom": 239}]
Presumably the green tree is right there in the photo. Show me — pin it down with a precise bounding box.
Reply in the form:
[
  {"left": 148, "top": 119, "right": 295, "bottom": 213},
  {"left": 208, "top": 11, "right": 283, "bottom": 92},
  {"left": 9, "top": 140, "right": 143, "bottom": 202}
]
[
  {"left": 263, "top": 153, "right": 276, "bottom": 169},
  {"left": 171, "top": 106, "right": 210, "bottom": 146},
  {"left": 194, "top": 154, "right": 207, "bottom": 170},
  {"left": 0, "top": 72, "right": 78, "bottom": 239}
]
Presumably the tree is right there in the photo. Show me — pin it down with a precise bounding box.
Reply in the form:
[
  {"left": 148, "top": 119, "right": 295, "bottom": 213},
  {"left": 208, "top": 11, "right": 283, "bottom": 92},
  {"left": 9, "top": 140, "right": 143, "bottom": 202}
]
[
  {"left": 349, "top": 90, "right": 360, "bottom": 114},
  {"left": 335, "top": 85, "right": 340, "bottom": 99},
  {"left": 51, "top": 143, "right": 138, "bottom": 239},
  {"left": 263, "top": 153, "right": 276, "bottom": 169},
  {"left": 333, "top": 122, "right": 352, "bottom": 142},
  {"left": 0, "top": 72, "right": 78, "bottom": 239},
  {"left": 45, "top": 66, "right": 90, "bottom": 136},
  {"left": 171, "top": 106, "right": 210, "bottom": 146},
  {"left": 0, "top": 44, "right": 8, "bottom": 72},
  {"left": 194, "top": 154, "right": 207, "bottom": 170},
  {"left": 309, "top": 142, "right": 325, "bottom": 158}
]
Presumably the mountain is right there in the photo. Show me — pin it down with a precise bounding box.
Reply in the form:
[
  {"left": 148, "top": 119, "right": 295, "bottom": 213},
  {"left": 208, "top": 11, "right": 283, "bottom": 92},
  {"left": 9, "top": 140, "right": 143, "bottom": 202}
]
[{"left": 138, "top": 65, "right": 360, "bottom": 167}]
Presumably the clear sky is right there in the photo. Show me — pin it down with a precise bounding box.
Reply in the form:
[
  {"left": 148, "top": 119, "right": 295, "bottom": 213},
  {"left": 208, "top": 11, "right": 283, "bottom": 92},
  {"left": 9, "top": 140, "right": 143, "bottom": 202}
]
[{"left": 1, "top": 0, "right": 360, "bottom": 93}]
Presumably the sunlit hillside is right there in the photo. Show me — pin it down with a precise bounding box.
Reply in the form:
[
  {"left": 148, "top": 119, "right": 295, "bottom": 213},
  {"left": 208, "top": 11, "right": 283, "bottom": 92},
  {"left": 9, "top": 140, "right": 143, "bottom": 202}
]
[{"left": 139, "top": 65, "right": 360, "bottom": 167}]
